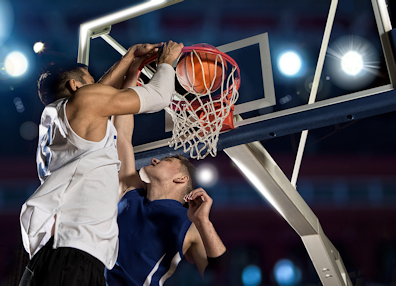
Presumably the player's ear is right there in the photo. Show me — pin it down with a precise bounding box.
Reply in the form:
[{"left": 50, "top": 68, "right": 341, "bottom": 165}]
[
  {"left": 68, "top": 79, "right": 83, "bottom": 92},
  {"left": 173, "top": 175, "right": 189, "bottom": 184}
]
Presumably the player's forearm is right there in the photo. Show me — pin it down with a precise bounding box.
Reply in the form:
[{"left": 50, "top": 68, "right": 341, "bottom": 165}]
[
  {"left": 129, "top": 64, "right": 175, "bottom": 114},
  {"left": 121, "top": 74, "right": 138, "bottom": 89},
  {"left": 112, "top": 115, "right": 141, "bottom": 199},
  {"left": 113, "top": 77, "right": 137, "bottom": 140},
  {"left": 98, "top": 50, "right": 135, "bottom": 88},
  {"left": 120, "top": 63, "right": 141, "bottom": 90},
  {"left": 113, "top": 53, "right": 138, "bottom": 136},
  {"left": 194, "top": 218, "right": 226, "bottom": 258},
  {"left": 112, "top": 114, "right": 134, "bottom": 141}
]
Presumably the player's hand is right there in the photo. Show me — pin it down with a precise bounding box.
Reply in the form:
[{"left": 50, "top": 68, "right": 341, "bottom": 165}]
[
  {"left": 158, "top": 40, "right": 184, "bottom": 65},
  {"left": 129, "top": 43, "right": 161, "bottom": 58},
  {"left": 185, "top": 188, "right": 213, "bottom": 224}
]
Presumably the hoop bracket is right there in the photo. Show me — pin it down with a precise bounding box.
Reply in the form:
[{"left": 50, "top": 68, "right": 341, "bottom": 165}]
[{"left": 91, "top": 26, "right": 112, "bottom": 39}]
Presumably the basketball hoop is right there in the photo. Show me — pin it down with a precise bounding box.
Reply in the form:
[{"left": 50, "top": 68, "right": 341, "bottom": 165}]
[{"left": 138, "top": 44, "right": 240, "bottom": 160}]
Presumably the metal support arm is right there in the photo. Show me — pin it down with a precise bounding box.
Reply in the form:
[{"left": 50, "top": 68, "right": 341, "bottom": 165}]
[
  {"left": 77, "top": 0, "right": 183, "bottom": 66},
  {"left": 224, "top": 142, "right": 352, "bottom": 286}
]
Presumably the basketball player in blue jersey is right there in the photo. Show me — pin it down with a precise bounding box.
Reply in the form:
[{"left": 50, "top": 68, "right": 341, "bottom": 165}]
[
  {"left": 19, "top": 41, "right": 183, "bottom": 286},
  {"left": 105, "top": 55, "right": 227, "bottom": 285}
]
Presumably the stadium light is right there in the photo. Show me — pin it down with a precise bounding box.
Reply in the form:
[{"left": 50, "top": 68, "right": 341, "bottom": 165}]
[
  {"left": 5, "top": 51, "right": 28, "bottom": 77},
  {"left": 278, "top": 51, "right": 302, "bottom": 76},
  {"left": 341, "top": 51, "right": 363, "bottom": 75},
  {"left": 33, "top": 42, "right": 45, "bottom": 53},
  {"left": 326, "top": 35, "right": 380, "bottom": 90}
]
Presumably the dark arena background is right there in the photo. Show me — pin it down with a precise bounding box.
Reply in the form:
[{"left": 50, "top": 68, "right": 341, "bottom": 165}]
[{"left": 1, "top": 0, "right": 396, "bottom": 285}]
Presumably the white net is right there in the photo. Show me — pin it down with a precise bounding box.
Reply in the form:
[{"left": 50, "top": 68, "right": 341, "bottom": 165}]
[{"left": 165, "top": 48, "right": 240, "bottom": 160}]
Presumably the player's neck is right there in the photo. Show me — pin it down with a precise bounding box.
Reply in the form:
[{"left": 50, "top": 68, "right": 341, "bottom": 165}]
[{"left": 146, "top": 182, "right": 183, "bottom": 203}]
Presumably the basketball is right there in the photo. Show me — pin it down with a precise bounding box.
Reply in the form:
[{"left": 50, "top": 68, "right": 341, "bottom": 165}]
[{"left": 176, "top": 43, "right": 226, "bottom": 95}]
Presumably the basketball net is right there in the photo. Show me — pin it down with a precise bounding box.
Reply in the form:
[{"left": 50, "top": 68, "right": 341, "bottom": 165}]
[
  {"left": 139, "top": 46, "right": 240, "bottom": 160},
  {"left": 166, "top": 47, "right": 240, "bottom": 159}
]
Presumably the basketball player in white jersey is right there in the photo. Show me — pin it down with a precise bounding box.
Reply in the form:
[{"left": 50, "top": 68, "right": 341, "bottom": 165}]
[
  {"left": 105, "top": 56, "right": 227, "bottom": 285},
  {"left": 19, "top": 41, "right": 183, "bottom": 286}
]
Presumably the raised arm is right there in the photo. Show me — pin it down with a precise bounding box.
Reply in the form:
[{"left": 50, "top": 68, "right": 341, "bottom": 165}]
[
  {"left": 112, "top": 41, "right": 183, "bottom": 199},
  {"left": 75, "top": 41, "right": 183, "bottom": 116},
  {"left": 97, "top": 43, "right": 160, "bottom": 88},
  {"left": 66, "top": 41, "right": 183, "bottom": 142},
  {"left": 112, "top": 55, "right": 149, "bottom": 200},
  {"left": 113, "top": 114, "right": 143, "bottom": 200},
  {"left": 184, "top": 188, "right": 227, "bottom": 277}
]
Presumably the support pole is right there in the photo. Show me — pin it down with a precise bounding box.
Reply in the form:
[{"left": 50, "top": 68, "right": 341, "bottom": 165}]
[{"left": 224, "top": 142, "right": 352, "bottom": 285}]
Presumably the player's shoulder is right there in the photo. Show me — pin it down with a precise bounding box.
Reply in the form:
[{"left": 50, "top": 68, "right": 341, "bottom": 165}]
[
  {"left": 74, "top": 83, "right": 110, "bottom": 100},
  {"left": 67, "top": 83, "right": 115, "bottom": 111}
]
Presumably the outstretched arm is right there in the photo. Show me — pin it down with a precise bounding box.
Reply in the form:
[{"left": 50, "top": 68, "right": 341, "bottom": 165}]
[
  {"left": 66, "top": 41, "right": 183, "bottom": 142},
  {"left": 98, "top": 43, "right": 160, "bottom": 88},
  {"left": 72, "top": 41, "right": 183, "bottom": 117},
  {"left": 184, "top": 188, "right": 227, "bottom": 277},
  {"left": 112, "top": 55, "right": 150, "bottom": 200},
  {"left": 113, "top": 114, "right": 143, "bottom": 200}
]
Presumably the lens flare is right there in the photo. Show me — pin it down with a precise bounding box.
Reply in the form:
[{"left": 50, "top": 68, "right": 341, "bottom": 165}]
[
  {"left": 326, "top": 35, "right": 379, "bottom": 90},
  {"left": 197, "top": 164, "right": 218, "bottom": 187},
  {"left": 242, "top": 265, "right": 262, "bottom": 286}
]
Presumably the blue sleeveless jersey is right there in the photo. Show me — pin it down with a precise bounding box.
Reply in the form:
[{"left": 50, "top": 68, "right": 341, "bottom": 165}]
[{"left": 105, "top": 189, "right": 192, "bottom": 286}]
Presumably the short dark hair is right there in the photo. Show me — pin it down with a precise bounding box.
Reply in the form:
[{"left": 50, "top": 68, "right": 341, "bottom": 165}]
[
  {"left": 168, "top": 154, "right": 197, "bottom": 195},
  {"left": 38, "top": 62, "right": 88, "bottom": 105}
]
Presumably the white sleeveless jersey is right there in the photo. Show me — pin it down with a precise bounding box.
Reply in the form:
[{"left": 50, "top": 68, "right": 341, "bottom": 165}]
[{"left": 20, "top": 98, "right": 121, "bottom": 269}]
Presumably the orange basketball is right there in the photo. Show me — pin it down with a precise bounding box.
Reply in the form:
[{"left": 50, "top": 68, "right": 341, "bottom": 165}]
[{"left": 176, "top": 44, "right": 226, "bottom": 95}]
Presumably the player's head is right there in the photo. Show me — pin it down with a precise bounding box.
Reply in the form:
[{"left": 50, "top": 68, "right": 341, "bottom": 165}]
[
  {"left": 141, "top": 155, "right": 197, "bottom": 196},
  {"left": 38, "top": 62, "right": 92, "bottom": 105},
  {"left": 171, "top": 154, "right": 197, "bottom": 195}
]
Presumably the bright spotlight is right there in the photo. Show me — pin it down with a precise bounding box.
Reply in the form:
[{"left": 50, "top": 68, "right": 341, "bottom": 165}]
[
  {"left": 242, "top": 265, "right": 262, "bottom": 286},
  {"left": 278, "top": 51, "right": 302, "bottom": 76},
  {"left": 326, "top": 35, "right": 379, "bottom": 90},
  {"left": 5, "top": 52, "right": 29, "bottom": 77},
  {"left": 33, "top": 42, "right": 44, "bottom": 53},
  {"left": 197, "top": 164, "right": 218, "bottom": 187},
  {"left": 341, "top": 51, "right": 363, "bottom": 75}
]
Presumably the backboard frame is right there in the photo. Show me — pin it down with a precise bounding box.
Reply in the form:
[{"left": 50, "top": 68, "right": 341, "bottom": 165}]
[
  {"left": 77, "top": 0, "right": 396, "bottom": 164},
  {"left": 77, "top": 0, "right": 396, "bottom": 163}
]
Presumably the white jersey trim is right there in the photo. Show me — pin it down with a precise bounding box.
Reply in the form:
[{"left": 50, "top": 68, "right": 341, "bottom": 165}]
[
  {"left": 144, "top": 253, "right": 166, "bottom": 286},
  {"left": 159, "top": 252, "right": 182, "bottom": 286}
]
